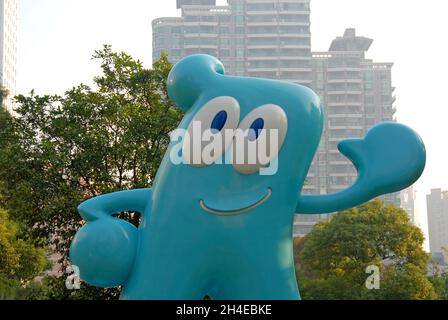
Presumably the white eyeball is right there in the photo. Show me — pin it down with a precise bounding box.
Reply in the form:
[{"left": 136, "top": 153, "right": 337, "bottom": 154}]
[
  {"left": 232, "top": 104, "right": 288, "bottom": 174},
  {"left": 183, "top": 96, "right": 240, "bottom": 166}
]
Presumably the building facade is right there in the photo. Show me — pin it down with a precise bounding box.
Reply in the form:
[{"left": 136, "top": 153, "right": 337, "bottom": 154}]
[
  {"left": 153, "top": 0, "right": 312, "bottom": 85},
  {"left": 400, "top": 186, "right": 418, "bottom": 225},
  {"left": 294, "top": 28, "right": 399, "bottom": 236},
  {"left": 0, "top": 0, "right": 18, "bottom": 112},
  {"left": 152, "top": 2, "right": 400, "bottom": 237},
  {"left": 427, "top": 189, "right": 448, "bottom": 258}
]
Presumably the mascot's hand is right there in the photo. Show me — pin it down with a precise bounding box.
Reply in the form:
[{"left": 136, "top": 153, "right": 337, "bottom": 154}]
[{"left": 70, "top": 217, "right": 138, "bottom": 288}]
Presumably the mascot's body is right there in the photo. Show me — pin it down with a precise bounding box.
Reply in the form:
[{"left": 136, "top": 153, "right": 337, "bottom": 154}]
[{"left": 70, "top": 55, "right": 426, "bottom": 300}]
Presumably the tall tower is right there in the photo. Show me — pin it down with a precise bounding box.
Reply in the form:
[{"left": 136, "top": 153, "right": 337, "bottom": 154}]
[
  {"left": 0, "top": 0, "right": 18, "bottom": 112},
  {"left": 294, "top": 28, "right": 399, "bottom": 237},
  {"left": 401, "top": 186, "right": 418, "bottom": 225},
  {"left": 153, "top": 0, "right": 312, "bottom": 86},
  {"left": 427, "top": 189, "right": 448, "bottom": 259}
]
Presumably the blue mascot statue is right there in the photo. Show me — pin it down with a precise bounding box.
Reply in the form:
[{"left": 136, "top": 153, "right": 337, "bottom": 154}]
[{"left": 69, "top": 54, "right": 426, "bottom": 300}]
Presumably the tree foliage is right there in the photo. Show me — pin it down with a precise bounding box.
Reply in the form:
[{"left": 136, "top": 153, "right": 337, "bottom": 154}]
[
  {"left": 428, "top": 248, "right": 448, "bottom": 300},
  {"left": 296, "top": 200, "right": 436, "bottom": 300},
  {"left": 0, "top": 208, "right": 47, "bottom": 299},
  {"left": 0, "top": 46, "right": 182, "bottom": 299}
]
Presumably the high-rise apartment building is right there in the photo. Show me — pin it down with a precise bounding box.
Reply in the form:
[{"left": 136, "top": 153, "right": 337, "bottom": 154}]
[
  {"left": 0, "top": 0, "right": 18, "bottom": 112},
  {"left": 294, "top": 28, "right": 399, "bottom": 236},
  {"left": 400, "top": 186, "right": 418, "bottom": 225},
  {"left": 153, "top": 2, "right": 399, "bottom": 237},
  {"left": 153, "top": 0, "right": 312, "bottom": 85},
  {"left": 427, "top": 189, "right": 448, "bottom": 258}
]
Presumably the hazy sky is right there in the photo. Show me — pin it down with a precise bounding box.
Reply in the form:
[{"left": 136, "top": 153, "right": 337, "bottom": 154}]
[{"left": 17, "top": 0, "right": 448, "bottom": 243}]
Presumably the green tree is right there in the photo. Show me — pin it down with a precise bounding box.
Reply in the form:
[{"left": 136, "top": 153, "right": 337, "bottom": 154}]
[
  {"left": 296, "top": 200, "right": 436, "bottom": 300},
  {"left": 0, "top": 208, "right": 47, "bottom": 299},
  {"left": 428, "top": 248, "right": 448, "bottom": 300},
  {"left": 0, "top": 46, "right": 182, "bottom": 299}
]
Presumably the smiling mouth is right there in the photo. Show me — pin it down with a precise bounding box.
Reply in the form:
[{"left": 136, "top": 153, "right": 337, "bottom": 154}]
[{"left": 199, "top": 188, "right": 272, "bottom": 216}]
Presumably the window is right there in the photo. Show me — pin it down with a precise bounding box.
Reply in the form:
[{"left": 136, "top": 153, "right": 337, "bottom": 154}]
[
  {"left": 235, "top": 2, "right": 244, "bottom": 12},
  {"left": 220, "top": 49, "right": 230, "bottom": 57},
  {"left": 235, "top": 38, "right": 245, "bottom": 46},
  {"left": 236, "top": 49, "right": 244, "bottom": 58},
  {"left": 279, "top": 71, "right": 312, "bottom": 80},
  {"left": 235, "top": 27, "right": 245, "bottom": 34},
  {"left": 185, "top": 48, "right": 201, "bottom": 56},
  {"left": 201, "top": 49, "right": 218, "bottom": 56},
  {"left": 220, "top": 38, "right": 230, "bottom": 46},
  {"left": 185, "top": 16, "right": 199, "bottom": 22},
  {"left": 184, "top": 38, "right": 199, "bottom": 46},
  {"left": 185, "top": 26, "right": 199, "bottom": 33},
  {"left": 201, "top": 16, "right": 216, "bottom": 22},
  {"left": 281, "top": 2, "right": 310, "bottom": 11},
  {"left": 220, "top": 15, "right": 231, "bottom": 23},
  {"left": 247, "top": 26, "right": 277, "bottom": 34},
  {"left": 171, "top": 38, "right": 181, "bottom": 46},
  {"left": 279, "top": 14, "right": 309, "bottom": 23},
  {"left": 380, "top": 72, "right": 390, "bottom": 80},
  {"left": 247, "top": 48, "right": 277, "bottom": 57},
  {"left": 248, "top": 38, "right": 278, "bottom": 46},
  {"left": 279, "top": 26, "right": 309, "bottom": 34},
  {"left": 235, "top": 15, "right": 245, "bottom": 26},
  {"left": 201, "top": 38, "right": 218, "bottom": 46},
  {"left": 247, "top": 15, "right": 276, "bottom": 23},
  {"left": 249, "top": 60, "right": 278, "bottom": 69},
  {"left": 382, "top": 95, "right": 391, "bottom": 103},
  {"left": 200, "top": 26, "right": 216, "bottom": 34},
  {"left": 220, "top": 26, "right": 229, "bottom": 34},
  {"left": 279, "top": 60, "right": 309, "bottom": 68},
  {"left": 316, "top": 72, "right": 324, "bottom": 81},
  {"left": 347, "top": 71, "right": 361, "bottom": 79},
  {"left": 365, "top": 106, "right": 376, "bottom": 114},
  {"left": 247, "top": 3, "right": 275, "bottom": 11},
  {"left": 280, "top": 48, "right": 309, "bottom": 57},
  {"left": 236, "top": 61, "right": 245, "bottom": 70},
  {"left": 171, "top": 27, "right": 181, "bottom": 34},
  {"left": 365, "top": 96, "right": 374, "bottom": 105}
]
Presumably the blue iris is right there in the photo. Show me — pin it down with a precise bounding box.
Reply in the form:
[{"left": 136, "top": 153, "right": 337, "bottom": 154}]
[
  {"left": 211, "top": 110, "right": 228, "bottom": 134},
  {"left": 248, "top": 118, "right": 265, "bottom": 142}
]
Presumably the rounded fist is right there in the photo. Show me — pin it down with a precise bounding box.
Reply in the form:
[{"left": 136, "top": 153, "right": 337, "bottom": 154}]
[{"left": 69, "top": 218, "right": 138, "bottom": 288}]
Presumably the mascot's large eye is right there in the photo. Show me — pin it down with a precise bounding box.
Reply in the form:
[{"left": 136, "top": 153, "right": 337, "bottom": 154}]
[
  {"left": 232, "top": 104, "right": 288, "bottom": 174},
  {"left": 183, "top": 96, "right": 240, "bottom": 166}
]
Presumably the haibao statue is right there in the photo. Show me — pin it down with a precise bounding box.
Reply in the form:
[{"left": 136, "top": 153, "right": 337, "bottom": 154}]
[{"left": 69, "top": 55, "right": 426, "bottom": 300}]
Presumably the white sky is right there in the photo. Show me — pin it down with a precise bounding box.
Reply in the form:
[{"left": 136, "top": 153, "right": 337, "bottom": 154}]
[{"left": 17, "top": 0, "right": 448, "bottom": 247}]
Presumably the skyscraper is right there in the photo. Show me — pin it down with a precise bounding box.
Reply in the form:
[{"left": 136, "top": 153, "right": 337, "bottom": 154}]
[
  {"left": 152, "top": 2, "right": 399, "bottom": 237},
  {"left": 294, "top": 28, "right": 399, "bottom": 236},
  {"left": 0, "top": 0, "right": 18, "bottom": 112},
  {"left": 401, "top": 186, "right": 418, "bottom": 225},
  {"left": 153, "top": 0, "right": 312, "bottom": 85},
  {"left": 427, "top": 189, "right": 448, "bottom": 258}
]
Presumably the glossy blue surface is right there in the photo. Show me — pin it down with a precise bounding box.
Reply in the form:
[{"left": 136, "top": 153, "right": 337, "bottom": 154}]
[{"left": 69, "top": 54, "right": 426, "bottom": 300}]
